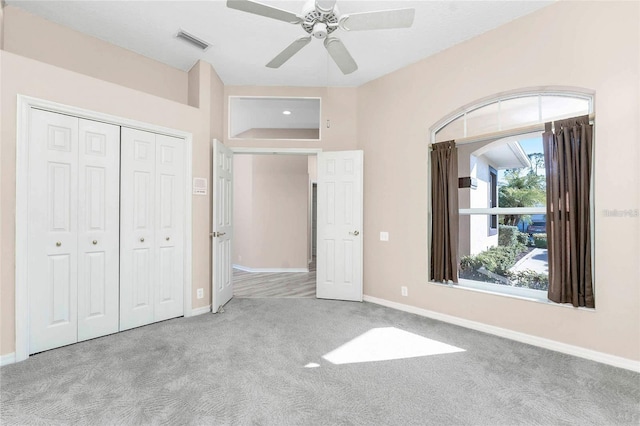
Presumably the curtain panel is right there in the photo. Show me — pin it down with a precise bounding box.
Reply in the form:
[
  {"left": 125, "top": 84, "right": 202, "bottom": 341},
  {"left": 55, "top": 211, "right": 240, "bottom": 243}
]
[
  {"left": 431, "top": 140, "right": 459, "bottom": 282},
  {"left": 542, "top": 115, "right": 594, "bottom": 308}
]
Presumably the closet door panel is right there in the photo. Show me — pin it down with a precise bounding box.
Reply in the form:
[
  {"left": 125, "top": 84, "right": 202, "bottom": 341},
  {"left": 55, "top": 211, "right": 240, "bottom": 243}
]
[
  {"left": 28, "top": 109, "right": 79, "bottom": 354},
  {"left": 77, "top": 119, "right": 120, "bottom": 341},
  {"left": 120, "top": 128, "right": 156, "bottom": 331},
  {"left": 154, "top": 134, "right": 185, "bottom": 321}
]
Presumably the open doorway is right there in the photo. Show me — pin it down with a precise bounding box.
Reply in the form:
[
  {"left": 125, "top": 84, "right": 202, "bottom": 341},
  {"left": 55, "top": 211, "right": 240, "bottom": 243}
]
[{"left": 231, "top": 153, "right": 318, "bottom": 298}]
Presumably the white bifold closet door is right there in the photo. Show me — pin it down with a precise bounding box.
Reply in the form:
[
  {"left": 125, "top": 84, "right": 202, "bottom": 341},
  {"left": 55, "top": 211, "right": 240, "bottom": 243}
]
[
  {"left": 28, "top": 109, "right": 120, "bottom": 354},
  {"left": 120, "top": 128, "right": 185, "bottom": 331}
]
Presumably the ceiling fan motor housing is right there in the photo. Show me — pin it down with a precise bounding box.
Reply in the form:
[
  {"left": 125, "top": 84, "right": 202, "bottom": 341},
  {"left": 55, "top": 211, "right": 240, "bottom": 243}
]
[{"left": 301, "top": 3, "right": 339, "bottom": 38}]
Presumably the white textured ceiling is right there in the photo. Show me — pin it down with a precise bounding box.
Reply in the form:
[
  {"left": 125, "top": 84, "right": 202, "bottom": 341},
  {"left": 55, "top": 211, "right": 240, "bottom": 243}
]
[{"left": 7, "top": 0, "right": 553, "bottom": 87}]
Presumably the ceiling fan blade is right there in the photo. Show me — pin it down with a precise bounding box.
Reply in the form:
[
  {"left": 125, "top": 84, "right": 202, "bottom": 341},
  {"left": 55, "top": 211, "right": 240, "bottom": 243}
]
[
  {"left": 324, "top": 37, "right": 358, "bottom": 75},
  {"left": 227, "top": 0, "right": 301, "bottom": 24},
  {"left": 340, "top": 8, "right": 415, "bottom": 31},
  {"left": 266, "top": 37, "right": 312, "bottom": 68}
]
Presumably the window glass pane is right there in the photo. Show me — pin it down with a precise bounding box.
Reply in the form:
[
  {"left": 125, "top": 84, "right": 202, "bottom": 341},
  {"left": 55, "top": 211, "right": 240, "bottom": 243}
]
[
  {"left": 499, "top": 96, "right": 540, "bottom": 130},
  {"left": 459, "top": 136, "right": 546, "bottom": 210},
  {"left": 466, "top": 102, "right": 499, "bottom": 136},
  {"left": 435, "top": 93, "right": 592, "bottom": 142},
  {"left": 435, "top": 115, "right": 464, "bottom": 142},
  {"left": 541, "top": 96, "right": 590, "bottom": 121},
  {"left": 496, "top": 137, "right": 546, "bottom": 208},
  {"left": 459, "top": 214, "right": 548, "bottom": 291}
]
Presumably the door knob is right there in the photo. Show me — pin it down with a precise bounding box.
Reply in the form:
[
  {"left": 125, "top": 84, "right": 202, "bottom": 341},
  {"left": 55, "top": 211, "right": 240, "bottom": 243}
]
[
  {"left": 166, "top": 237, "right": 170, "bottom": 241},
  {"left": 213, "top": 232, "right": 226, "bottom": 237},
  {"left": 56, "top": 241, "right": 62, "bottom": 247},
  {"left": 350, "top": 230, "right": 360, "bottom": 236},
  {"left": 140, "top": 237, "right": 145, "bottom": 242},
  {"left": 92, "top": 240, "right": 98, "bottom": 245}
]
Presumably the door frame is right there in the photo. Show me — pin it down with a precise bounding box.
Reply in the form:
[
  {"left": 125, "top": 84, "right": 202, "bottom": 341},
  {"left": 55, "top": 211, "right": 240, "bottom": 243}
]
[
  {"left": 15, "top": 95, "right": 194, "bottom": 362},
  {"left": 212, "top": 147, "right": 321, "bottom": 304}
]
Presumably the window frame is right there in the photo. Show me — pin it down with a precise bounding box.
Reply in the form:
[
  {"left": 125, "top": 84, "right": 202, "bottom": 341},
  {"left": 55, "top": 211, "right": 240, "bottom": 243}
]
[
  {"left": 488, "top": 166, "right": 498, "bottom": 236},
  {"left": 427, "top": 87, "right": 595, "bottom": 302}
]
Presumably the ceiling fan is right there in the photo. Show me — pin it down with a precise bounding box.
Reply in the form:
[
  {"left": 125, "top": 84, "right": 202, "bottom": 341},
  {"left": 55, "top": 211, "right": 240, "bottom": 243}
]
[{"left": 226, "top": 0, "right": 416, "bottom": 75}]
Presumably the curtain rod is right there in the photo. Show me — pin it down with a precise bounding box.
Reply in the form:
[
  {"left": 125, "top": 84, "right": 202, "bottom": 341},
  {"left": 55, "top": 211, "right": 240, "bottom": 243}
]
[{"left": 432, "top": 112, "right": 595, "bottom": 148}]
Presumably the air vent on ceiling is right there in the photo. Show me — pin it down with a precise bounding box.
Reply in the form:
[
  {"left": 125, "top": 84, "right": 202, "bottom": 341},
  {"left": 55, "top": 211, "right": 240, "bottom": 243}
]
[{"left": 176, "top": 29, "right": 211, "bottom": 51}]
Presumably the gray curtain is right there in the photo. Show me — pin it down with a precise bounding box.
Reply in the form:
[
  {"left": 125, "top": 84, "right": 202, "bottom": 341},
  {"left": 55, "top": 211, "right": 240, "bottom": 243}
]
[
  {"left": 431, "top": 140, "right": 459, "bottom": 282},
  {"left": 542, "top": 115, "right": 594, "bottom": 308}
]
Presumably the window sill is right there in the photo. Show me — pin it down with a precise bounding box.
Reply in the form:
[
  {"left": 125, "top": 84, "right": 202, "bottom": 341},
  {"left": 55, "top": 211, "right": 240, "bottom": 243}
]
[{"left": 429, "top": 279, "right": 596, "bottom": 312}]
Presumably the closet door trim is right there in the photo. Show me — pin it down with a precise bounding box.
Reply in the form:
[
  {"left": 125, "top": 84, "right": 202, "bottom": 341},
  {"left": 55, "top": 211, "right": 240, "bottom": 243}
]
[{"left": 15, "top": 95, "right": 193, "bottom": 362}]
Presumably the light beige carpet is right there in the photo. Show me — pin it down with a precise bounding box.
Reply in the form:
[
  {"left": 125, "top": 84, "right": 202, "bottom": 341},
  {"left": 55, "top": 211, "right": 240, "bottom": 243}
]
[{"left": 1, "top": 298, "right": 638, "bottom": 425}]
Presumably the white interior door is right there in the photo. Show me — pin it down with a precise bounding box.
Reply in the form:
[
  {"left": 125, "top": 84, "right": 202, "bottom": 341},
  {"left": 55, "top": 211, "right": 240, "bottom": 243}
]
[
  {"left": 28, "top": 109, "right": 79, "bottom": 354},
  {"left": 316, "top": 150, "right": 363, "bottom": 302},
  {"left": 154, "top": 134, "right": 185, "bottom": 321},
  {"left": 120, "top": 127, "right": 156, "bottom": 331},
  {"left": 212, "top": 140, "right": 234, "bottom": 312},
  {"left": 77, "top": 119, "right": 120, "bottom": 341}
]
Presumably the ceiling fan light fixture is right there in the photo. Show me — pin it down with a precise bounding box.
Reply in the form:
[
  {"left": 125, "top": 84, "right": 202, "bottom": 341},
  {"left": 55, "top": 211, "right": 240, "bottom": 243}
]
[{"left": 312, "top": 22, "right": 328, "bottom": 39}]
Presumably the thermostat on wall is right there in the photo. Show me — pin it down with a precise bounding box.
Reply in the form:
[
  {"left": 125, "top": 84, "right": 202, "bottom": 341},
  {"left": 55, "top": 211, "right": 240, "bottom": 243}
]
[{"left": 193, "top": 177, "right": 208, "bottom": 195}]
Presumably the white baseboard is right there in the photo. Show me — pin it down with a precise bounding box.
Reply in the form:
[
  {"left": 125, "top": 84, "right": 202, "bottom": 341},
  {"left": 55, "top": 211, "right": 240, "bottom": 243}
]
[
  {"left": 191, "top": 305, "right": 211, "bottom": 316},
  {"left": 1, "top": 352, "right": 16, "bottom": 367},
  {"left": 363, "top": 295, "right": 640, "bottom": 373},
  {"left": 232, "top": 264, "right": 309, "bottom": 273}
]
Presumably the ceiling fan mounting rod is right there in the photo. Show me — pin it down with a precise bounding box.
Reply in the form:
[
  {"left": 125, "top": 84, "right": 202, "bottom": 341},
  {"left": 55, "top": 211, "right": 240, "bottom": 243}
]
[{"left": 314, "top": 0, "right": 337, "bottom": 15}]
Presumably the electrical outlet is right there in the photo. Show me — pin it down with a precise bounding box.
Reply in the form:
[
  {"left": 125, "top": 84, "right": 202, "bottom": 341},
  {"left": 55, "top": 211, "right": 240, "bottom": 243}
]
[
  {"left": 380, "top": 231, "right": 389, "bottom": 241},
  {"left": 401, "top": 286, "right": 408, "bottom": 297},
  {"left": 197, "top": 288, "right": 204, "bottom": 299}
]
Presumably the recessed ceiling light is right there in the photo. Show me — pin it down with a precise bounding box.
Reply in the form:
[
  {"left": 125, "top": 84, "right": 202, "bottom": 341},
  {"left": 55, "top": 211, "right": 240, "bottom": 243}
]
[{"left": 282, "top": 110, "right": 292, "bottom": 115}]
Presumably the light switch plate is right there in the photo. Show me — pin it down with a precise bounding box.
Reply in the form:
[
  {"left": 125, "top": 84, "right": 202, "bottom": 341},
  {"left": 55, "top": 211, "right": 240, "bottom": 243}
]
[{"left": 380, "top": 231, "right": 389, "bottom": 241}]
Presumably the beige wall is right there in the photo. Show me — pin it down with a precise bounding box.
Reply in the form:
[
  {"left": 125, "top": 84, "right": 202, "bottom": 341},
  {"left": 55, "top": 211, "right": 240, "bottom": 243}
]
[
  {"left": 188, "top": 63, "right": 200, "bottom": 108},
  {"left": 233, "top": 155, "right": 309, "bottom": 270},
  {"left": 233, "top": 155, "right": 255, "bottom": 267},
  {"left": 358, "top": 0, "right": 640, "bottom": 361},
  {"left": 210, "top": 70, "right": 225, "bottom": 143},
  {"left": 224, "top": 86, "right": 358, "bottom": 151},
  {"left": 188, "top": 60, "right": 223, "bottom": 308},
  {"left": 2, "top": 6, "right": 188, "bottom": 104}
]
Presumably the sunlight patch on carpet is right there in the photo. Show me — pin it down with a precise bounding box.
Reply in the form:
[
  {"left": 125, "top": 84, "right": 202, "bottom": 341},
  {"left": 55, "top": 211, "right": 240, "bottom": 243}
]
[{"left": 322, "top": 327, "right": 465, "bottom": 365}]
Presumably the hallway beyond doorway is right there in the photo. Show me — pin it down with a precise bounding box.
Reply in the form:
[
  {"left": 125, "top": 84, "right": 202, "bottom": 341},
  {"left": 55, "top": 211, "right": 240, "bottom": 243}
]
[{"left": 233, "top": 258, "right": 316, "bottom": 298}]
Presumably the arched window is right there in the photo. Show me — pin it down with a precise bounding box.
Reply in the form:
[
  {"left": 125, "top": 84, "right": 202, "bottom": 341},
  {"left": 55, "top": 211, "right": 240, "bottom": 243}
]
[
  {"left": 432, "top": 88, "right": 593, "bottom": 143},
  {"left": 430, "top": 88, "right": 594, "bottom": 300}
]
